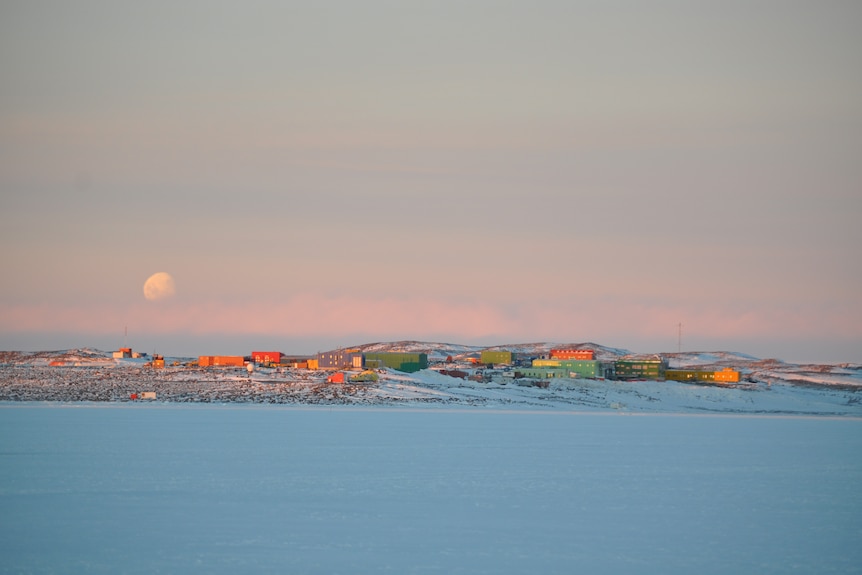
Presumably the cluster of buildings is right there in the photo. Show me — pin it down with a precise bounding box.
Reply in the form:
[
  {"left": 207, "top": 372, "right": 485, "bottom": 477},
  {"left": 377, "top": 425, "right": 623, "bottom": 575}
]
[
  {"left": 195, "top": 349, "right": 429, "bottom": 374},
  {"left": 117, "top": 345, "right": 740, "bottom": 385},
  {"left": 479, "top": 349, "right": 741, "bottom": 384},
  {"left": 112, "top": 348, "right": 165, "bottom": 367}
]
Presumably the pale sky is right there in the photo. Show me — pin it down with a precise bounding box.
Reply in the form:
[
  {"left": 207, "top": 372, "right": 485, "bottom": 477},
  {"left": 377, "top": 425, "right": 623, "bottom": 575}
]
[{"left": 1, "top": 1, "right": 860, "bottom": 362}]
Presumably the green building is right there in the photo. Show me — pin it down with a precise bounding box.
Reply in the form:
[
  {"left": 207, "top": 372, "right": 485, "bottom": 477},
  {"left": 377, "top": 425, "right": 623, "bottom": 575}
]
[
  {"left": 364, "top": 352, "right": 428, "bottom": 373},
  {"left": 559, "top": 360, "right": 603, "bottom": 378},
  {"left": 517, "top": 367, "right": 567, "bottom": 379},
  {"left": 614, "top": 357, "right": 668, "bottom": 380},
  {"left": 481, "top": 350, "right": 513, "bottom": 365},
  {"left": 533, "top": 359, "right": 604, "bottom": 378}
]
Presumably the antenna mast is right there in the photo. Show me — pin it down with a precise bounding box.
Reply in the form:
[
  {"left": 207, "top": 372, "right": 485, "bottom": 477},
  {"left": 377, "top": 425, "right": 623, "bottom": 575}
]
[{"left": 677, "top": 322, "right": 682, "bottom": 354}]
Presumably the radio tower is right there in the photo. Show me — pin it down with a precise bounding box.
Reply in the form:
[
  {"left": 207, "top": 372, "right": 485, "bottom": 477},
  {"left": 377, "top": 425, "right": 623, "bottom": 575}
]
[{"left": 677, "top": 322, "right": 682, "bottom": 354}]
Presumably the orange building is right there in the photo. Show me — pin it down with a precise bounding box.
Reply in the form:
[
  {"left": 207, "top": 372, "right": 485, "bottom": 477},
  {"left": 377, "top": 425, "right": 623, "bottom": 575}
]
[{"left": 713, "top": 368, "right": 741, "bottom": 383}]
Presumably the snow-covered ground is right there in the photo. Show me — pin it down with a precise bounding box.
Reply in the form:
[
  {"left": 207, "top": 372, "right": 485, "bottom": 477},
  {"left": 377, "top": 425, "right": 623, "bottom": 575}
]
[
  {"left": 1, "top": 364, "right": 859, "bottom": 416},
  {"left": 1, "top": 404, "right": 860, "bottom": 574},
  {"left": 379, "top": 368, "right": 862, "bottom": 416}
]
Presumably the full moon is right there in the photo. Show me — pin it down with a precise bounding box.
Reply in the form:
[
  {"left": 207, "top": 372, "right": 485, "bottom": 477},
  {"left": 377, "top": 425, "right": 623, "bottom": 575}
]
[{"left": 143, "top": 272, "right": 176, "bottom": 301}]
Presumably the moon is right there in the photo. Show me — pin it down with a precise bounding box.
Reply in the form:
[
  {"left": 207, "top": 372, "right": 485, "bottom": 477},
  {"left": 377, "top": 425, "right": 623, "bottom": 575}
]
[{"left": 143, "top": 272, "right": 176, "bottom": 301}]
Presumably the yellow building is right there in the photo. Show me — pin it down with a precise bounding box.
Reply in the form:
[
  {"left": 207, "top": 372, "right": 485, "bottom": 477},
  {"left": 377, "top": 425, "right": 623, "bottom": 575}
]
[{"left": 532, "top": 359, "right": 562, "bottom": 368}]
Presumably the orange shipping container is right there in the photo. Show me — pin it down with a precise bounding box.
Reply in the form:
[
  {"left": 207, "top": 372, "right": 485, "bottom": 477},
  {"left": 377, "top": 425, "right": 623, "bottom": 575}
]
[
  {"left": 327, "top": 372, "right": 345, "bottom": 384},
  {"left": 214, "top": 356, "right": 245, "bottom": 367},
  {"left": 199, "top": 355, "right": 244, "bottom": 367}
]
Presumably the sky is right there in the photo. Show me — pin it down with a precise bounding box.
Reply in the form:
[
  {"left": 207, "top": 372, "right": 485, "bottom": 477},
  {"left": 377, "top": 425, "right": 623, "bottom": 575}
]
[{"left": 1, "top": 1, "right": 860, "bottom": 363}]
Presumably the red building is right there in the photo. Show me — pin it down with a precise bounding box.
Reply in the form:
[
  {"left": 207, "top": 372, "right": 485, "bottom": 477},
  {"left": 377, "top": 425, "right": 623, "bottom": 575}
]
[
  {"left": 550, "top": 349, "right": 595, "bottom": 360},
  {"left": 251, "top": 351, "right": 282, "bottom": 365}
]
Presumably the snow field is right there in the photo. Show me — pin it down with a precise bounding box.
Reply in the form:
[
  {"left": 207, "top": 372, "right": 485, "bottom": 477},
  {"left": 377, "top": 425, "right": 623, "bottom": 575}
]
[{"left": 1, "top": 405, "right": 860, "bottom": 574}]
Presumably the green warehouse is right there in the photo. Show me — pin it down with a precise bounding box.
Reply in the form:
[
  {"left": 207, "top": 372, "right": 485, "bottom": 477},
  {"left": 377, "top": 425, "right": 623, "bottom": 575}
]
[
  {"left": 614, "top": 357, "right": 668, "bottom": 380},
  {"left": 481, "top": 350, "right": 513, "bottom": 365},
  {"left": 364, "top": 352, "right": 428, "bottom": 373}
]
